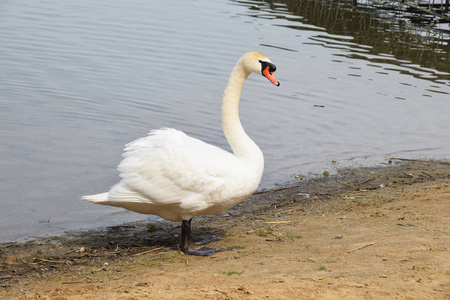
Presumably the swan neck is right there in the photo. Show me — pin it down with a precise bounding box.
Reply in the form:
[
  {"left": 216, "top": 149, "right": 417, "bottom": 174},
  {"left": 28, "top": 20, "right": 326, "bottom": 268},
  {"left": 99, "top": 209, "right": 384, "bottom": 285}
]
[{"left": 222, "top": 60, "right": 261, "bottom": 160}]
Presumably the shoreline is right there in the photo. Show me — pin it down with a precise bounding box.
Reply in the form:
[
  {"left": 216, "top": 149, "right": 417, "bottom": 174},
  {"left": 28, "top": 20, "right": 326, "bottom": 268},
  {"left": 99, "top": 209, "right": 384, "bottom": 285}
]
[
  {"left": 1, "top": 157, "right": 448, "bottom": 246},
  {"left": 1, "top": 160, "right": 449, "bottom": 299}
]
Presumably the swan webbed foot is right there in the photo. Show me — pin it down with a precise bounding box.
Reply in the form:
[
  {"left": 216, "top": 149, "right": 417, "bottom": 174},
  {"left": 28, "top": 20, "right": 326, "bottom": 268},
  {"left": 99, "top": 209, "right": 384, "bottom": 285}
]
[
  {"left": 181, "top": 219, "right": 220, "bottom": 256},
  {"left": 182, "top": 246, "right": 219, "bottom": 256},
  {"left": 191, "top": 234, "right": 221, "bottom": 246}
]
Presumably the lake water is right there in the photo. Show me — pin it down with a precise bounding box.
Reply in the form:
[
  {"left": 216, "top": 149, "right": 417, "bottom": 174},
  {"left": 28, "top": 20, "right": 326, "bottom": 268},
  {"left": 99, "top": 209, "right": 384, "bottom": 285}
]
[{"left": 1, "top": 0, "right": 449, "bottom": 243}]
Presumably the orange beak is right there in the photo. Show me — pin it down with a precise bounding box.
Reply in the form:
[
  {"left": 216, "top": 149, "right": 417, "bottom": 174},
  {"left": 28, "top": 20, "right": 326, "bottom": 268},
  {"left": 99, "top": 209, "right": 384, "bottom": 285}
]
[{"left": 263, "top": 66, "right": 280, "bottom": 86}]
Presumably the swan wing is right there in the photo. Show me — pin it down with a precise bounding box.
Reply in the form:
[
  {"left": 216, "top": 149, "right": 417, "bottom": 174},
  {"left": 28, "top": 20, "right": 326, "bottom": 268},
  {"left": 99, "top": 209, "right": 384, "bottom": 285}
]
[{"left": 111, "top": 128, "right": 240, "bottom": 206}]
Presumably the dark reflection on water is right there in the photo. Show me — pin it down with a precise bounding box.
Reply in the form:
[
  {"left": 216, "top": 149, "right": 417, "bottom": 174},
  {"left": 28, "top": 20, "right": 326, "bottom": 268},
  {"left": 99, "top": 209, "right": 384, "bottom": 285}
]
[{"left": 232, "top": 0, "right": 450, "bottom": 83}]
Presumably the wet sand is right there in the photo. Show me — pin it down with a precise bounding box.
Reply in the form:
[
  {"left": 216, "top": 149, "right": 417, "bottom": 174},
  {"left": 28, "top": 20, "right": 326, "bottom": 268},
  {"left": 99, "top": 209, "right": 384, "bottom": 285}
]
[{"left": 1, "top": 160, "right": 449, "bottom": 299}]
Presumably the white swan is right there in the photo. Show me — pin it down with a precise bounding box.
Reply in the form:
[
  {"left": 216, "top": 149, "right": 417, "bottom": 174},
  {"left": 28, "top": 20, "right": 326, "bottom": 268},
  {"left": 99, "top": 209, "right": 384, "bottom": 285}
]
[{"left": 82, "top": 52, "right": 280, "bottom": 255}]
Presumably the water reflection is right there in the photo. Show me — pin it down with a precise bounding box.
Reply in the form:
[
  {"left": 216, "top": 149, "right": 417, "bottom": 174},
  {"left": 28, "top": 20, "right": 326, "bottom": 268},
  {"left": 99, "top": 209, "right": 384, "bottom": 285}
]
[{"left": 231, "top": 0, "right": 450, "bottom": 85}]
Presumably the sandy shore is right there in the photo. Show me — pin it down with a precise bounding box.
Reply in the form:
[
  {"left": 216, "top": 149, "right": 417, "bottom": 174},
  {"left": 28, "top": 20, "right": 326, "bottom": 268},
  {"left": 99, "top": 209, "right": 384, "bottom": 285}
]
[{"left": 1, "top": 160, "right": 449, "bottom": 299}]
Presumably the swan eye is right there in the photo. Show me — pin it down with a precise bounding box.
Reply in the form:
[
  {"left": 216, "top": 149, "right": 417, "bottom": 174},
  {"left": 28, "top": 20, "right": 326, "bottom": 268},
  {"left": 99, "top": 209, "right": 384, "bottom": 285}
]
[{"left": 259, "top": 60, "right": 276, "bottom": 75}]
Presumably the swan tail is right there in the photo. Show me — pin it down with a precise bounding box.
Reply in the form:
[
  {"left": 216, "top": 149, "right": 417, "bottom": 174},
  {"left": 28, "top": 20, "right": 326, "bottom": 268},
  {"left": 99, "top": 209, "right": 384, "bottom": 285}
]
[{"left": 82, "top": 192, "right": 109, "bottom": 203}]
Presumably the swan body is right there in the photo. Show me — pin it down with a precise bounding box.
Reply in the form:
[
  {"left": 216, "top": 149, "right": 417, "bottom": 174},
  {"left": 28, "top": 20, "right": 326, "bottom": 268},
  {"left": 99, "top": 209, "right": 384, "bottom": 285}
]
[
  {"left": 87, "top": 128, "right": 261, "bottom": 222},
  {"left": 83, "top": 52, "right": 279, "bottom": 255}
]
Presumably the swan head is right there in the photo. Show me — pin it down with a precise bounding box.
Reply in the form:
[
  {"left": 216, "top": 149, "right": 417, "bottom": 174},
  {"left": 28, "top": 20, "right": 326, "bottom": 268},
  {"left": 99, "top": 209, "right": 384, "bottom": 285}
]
[{"left": 242, "top": 52, "right": 280, "bottom": 87}]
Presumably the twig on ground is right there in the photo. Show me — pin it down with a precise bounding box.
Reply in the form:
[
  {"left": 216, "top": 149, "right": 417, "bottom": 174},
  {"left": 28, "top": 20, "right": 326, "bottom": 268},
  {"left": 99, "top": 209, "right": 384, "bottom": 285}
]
[
  {"left": 33, "top": 258, "right": 68, "bottom": 264},
  {"left": 132, "top": 246, "right": 165, "bottom": 256},
  {"left": 356, "top": 178, "right": 376, "bottom": 185},
  {"left": 264, "top": 221, "right": 292, "bottom": 224},
  {"left": 348, "top": 242, "right": 375, "bottom": 253}
]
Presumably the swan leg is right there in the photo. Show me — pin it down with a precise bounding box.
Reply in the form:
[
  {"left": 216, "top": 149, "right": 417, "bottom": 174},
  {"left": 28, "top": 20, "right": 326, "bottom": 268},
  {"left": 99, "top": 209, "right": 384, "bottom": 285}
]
[{"left": 181, "top": 219, "right": 219, "bottom": 256}]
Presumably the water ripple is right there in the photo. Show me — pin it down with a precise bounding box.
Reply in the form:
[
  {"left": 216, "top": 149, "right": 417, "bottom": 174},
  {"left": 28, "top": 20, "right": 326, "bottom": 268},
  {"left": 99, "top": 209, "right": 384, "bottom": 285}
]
[{"left": 1, "top": 0, "right": 449, "bottom": 243}]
